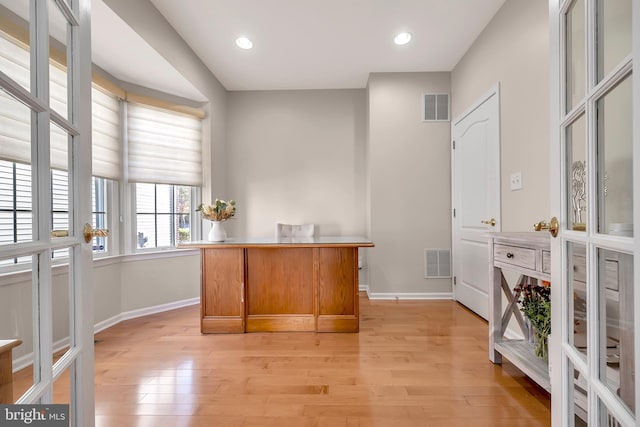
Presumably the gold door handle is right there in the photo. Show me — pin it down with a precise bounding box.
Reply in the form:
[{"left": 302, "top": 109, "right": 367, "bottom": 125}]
[
  {"left": 83, "top": 223, "right": 109, "bottom": 243},
  {"left": 533, "top": 217, "right": 559, "bottom": 238},
  {"left": 481, "top": 218, "right": 496, "bottom": 227}
]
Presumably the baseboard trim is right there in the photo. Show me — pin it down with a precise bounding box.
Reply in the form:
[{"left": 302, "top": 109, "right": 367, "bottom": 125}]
[
  {"left": 121, "top": 297, "right": 200, "bottom": 322},
  {"left": 366, "top": 291, "right": 454, "bottom": 300},
  {"left": 13, "top": 297, "right": 200, "bottom": 373},
  {"left": 95, "top": 297, "right": 200, "bottom": 334}
]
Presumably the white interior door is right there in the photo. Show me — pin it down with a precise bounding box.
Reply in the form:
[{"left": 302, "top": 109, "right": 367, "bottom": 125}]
[
  {"left": 452, "top": 85, "right": 501, "bottom": 320},
  {"left": 0, "top": 0, "right": 94, "bottom": 425},
  {"left": 549, "top": 0, "right": 638, "bottom": 425}
]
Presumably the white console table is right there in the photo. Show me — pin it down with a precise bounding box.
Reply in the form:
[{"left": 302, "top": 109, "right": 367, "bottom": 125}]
[
  {"left": 489, "top": 231, "right": 632, "bottom": 423},
  {"left": 488, "top": 232, "right": 551, "bottom": 392}
]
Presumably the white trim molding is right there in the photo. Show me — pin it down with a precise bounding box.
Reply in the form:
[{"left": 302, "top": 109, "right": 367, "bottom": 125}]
[
  {"left": 94, "top": 297, "right": 200, "bottom": 334},
  {"left": 366, "top": 291, "right": 454, "bottom": 300}
]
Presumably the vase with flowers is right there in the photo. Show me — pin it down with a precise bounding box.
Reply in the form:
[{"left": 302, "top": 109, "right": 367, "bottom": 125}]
[
  {"left": 197, "top": 199, "right": 236, "bottom": 242},
  {"left": 515, "top": 280, "right": 551, "bottom": 362}
]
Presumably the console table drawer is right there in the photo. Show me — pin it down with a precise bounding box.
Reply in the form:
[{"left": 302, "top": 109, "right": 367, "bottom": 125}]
[{"left": 494, "top": 244, "right": 536, "bottom": 270}]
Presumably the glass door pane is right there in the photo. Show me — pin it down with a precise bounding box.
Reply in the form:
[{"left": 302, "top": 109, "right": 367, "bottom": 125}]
[
  {"left": 571, "top": 358, "right": 589, "bottom": 425},
  {"left": 48, "top": 0, "right": 69, "bottom": 121},
  {"left": 595, "top": 75, "right": 633, "bottom": 237},
  {"left": 597, "top": 248, "right": 634, "bottom": 414},
  {"left": 0, "top": 91, "right": 33, "bottom": 251},
  {"left": 0, "top": 256, "right": 35, "bottom": 402},
  {"left": 566, "top": 114, "right": 587, "bottom": 231},
  {"left": 596, "top": 0, "right": 632, "bottom": 82},
  {"left": 51, "top": 121, "right": 72, "bottom": 264},
  {"left": 568, "top": 242, "right": 588, "bottom": 356},
  {"left": 566, "top": 0, "right": 585, "bottom": 112},
  {"left": 0, "top": 0, "right": 30, "bottom": 93}
]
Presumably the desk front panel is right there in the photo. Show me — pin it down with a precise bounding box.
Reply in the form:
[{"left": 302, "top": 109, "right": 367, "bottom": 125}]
[
  {"left": 245, "top": 248, "right": 316, "bottom": 332},
  {"left": 201, "top": 248, "right": 245, "bottom": 333}
]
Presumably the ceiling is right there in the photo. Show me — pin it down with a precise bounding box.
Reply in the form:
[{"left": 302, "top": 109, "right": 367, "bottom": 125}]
[
  {"left": 147, "top": 0, "right": 506, "bottom": 91},
  {"left": 91, "top": 0, "right": 206, "bottom": 101},
  {"left": 86, "top": 1, "right": 505, "bottom": 99}
]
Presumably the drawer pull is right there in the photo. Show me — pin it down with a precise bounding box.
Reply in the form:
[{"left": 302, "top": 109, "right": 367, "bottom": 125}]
[{"left": 506, "top": 252, "right": 514, "bottom": 259}]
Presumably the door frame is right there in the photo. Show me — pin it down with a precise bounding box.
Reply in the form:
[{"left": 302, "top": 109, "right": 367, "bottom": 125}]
[{"left": 451, "top": 83, "right": 502, "bottom": 317}]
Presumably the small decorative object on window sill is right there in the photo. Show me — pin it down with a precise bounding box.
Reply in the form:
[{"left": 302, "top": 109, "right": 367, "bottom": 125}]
[
  {"left": 515, "top": 280, "right": 551, "bottom": 362},
  {"left": 197, "top": 199, "right": 236, "bottom": 242}
]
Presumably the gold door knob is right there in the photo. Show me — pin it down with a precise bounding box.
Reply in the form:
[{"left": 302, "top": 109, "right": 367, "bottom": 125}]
[
  {"left": 83, "top": 223, "right": 109, "bottom": 243},
  {"left": 533, "top": 217, "right": 559, "bottom": 238},
  {"left": 481, "top": 218, "right": 496, "bottom": 227}
]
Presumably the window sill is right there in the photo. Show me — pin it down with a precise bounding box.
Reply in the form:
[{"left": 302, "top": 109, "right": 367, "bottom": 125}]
[{"left": 118, "top": 248, "right": 199, "bottom": 264}]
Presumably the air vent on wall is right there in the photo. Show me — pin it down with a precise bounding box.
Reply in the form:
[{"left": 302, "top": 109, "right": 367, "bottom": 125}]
[
  {"left": 424, "top": 249, "right": 451, "bottom": 278},
  {"left": 423, "top": 93, "right": 450, "bottom": 122}
]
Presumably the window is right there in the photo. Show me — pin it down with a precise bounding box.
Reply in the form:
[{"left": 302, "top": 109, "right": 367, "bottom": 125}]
[
  {"left": 0, "top": 160, "right": 32, "bottom": 267},
  {"left": 2, "top": 28, "right": 204, "bottom": 259},
  {"left": 92, "top": 177, "right": 108, "bottom": 254},
  {"left": 127, "top": 102, "right": 203, "bottom": 250},
  {"left": 0, "top": 159, "right": 111, "bottom": 267},
  {"left": 51, "top": 168, "right": 69, "bottom": 260},
  {"left": 135, "top": 183, "right": 194, "bottom": 249}
]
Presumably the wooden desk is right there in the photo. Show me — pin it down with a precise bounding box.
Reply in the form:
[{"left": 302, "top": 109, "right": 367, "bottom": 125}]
[
  {"left": 179, "top": 237, "right": 374, "bottom": 333},
  {"left": 0, "top": 339, "right": 21, "bottom": 403}
]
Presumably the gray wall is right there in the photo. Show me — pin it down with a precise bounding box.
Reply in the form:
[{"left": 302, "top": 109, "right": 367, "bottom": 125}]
[
  {"left": 367, "top": 72, "right": 452, "bottom": 296},
  {"left": 451, "top": 0, "right": 550, "bottom": 231},
  {"left": 226, "top": 89, "right": 367, "bottom": 238}
]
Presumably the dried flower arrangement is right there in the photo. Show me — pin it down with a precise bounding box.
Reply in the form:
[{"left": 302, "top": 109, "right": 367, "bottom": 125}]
[
  {"left": 515, "top": 280, "right": 551, "bottom": 362},
  {"left": 196, "top": 199, "right": 236, "bottom": 222}
]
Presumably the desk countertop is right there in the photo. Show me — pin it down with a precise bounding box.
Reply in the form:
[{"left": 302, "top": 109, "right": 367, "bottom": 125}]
[
  {"left": 488, "top": 232, "right": 550, "bottom": 249},
  {"left": 0, "top": 339, "right": 22, "bottom": 353},
  {"left": 178, "top": 236, "right": 374, "bottom": 249}
]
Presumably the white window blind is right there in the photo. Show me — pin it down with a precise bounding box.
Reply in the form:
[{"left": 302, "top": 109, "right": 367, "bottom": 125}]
[
  {"left": 0, "top": 32, "right": 121, "bottom": 178},
  {"left": 92, "top": 86, "right": 120, "bottom": 180},
  {"left": 0, "top": 32, "right": 68, "bottom": 169},
  {"left": 0, "top": 91, "right": 66, "bottom": 168},
  {"left": 127, "top": 103, "right": 202, "bottom": 186},
  {"left": 0, "top": 32, "right": 29, "bottom": 90},
  {"left": 0, "top": 33, "right": 31, "bottom": 165}
]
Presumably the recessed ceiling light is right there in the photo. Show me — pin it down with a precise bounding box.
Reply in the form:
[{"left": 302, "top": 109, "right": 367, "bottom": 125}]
[
  {"left": 394, "top": 32, "right": 412, "bottom": 46},
  {"left": 235, "top": 37, "right": 253, "bottom": 50}
]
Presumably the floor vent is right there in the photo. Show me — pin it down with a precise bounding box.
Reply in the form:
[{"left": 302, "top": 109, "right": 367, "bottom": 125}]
[{"left": 424, "top": 249, "right": 451, "bottom": 278}]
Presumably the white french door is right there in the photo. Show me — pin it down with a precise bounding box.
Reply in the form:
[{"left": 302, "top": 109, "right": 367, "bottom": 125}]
[
  {"left": 549, "top": 0, "right": 638, "bottom": 426},
  {"left": 0, "top": 0, "right": 94, "bottom": 425}
]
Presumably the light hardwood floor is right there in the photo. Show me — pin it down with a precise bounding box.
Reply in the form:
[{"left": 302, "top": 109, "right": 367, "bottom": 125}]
[{"left": 15, "top": 294, "right": 550, "bottom": 426}]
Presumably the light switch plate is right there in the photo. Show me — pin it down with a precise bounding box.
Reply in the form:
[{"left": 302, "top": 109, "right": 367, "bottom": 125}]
[{"left": 510, "top": 172, "right": 522, "bottom": 190}]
